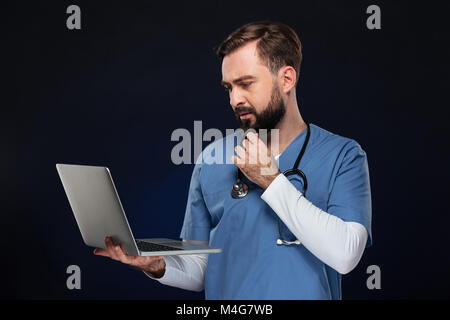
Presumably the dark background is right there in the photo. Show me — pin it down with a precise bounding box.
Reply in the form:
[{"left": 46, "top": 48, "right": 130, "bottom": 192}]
[{"left": 3, "top": 0, "right": 449, "bottom": 299}]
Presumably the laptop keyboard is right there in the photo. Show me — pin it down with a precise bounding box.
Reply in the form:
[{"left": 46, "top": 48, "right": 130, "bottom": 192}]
[{"left": 135, "top": 240, "right": 182, "bottom": 252}]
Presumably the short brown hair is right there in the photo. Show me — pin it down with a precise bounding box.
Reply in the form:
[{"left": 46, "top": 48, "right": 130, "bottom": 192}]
[{"left": 216, "top": 21, "right": 303, "bottom": 85}]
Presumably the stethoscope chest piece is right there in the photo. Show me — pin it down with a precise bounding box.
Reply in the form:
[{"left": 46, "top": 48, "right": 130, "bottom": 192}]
[{"left": 231, "top": 180, "right": 249, "bottom": 199}]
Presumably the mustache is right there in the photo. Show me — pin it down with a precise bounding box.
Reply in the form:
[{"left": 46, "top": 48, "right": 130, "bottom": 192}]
[{"left": 234, "top": 106, "right": 256, "bottom": 116}]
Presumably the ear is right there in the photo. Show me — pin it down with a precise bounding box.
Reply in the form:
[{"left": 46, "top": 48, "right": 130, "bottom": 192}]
[{"left": 278, "top": 66, "right": 297, "bottom": 94}]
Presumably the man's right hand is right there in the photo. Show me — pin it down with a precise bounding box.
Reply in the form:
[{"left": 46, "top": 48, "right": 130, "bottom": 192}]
[{"left": 94, "top": 236, "right": 166, "bottom": 278}]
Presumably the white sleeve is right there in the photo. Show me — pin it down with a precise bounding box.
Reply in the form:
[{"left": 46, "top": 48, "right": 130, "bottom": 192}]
[
  {"left": 144, "top": 253, "right": 208, "bottom": 292},
  {"left": 261, "top": 173, "right": 368, "bottom": 275}
]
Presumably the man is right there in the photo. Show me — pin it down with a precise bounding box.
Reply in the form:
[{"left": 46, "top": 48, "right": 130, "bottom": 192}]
[{"left": 94, "top": 21, "right": 372, "bottom": 299}]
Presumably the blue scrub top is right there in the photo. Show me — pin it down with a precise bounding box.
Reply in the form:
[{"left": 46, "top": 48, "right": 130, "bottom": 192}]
[{"left": 180, "top": 123, "right": 372, "bottom": 299}]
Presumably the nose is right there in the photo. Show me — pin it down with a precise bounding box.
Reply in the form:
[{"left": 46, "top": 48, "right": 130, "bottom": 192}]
[{"left": 229, "top": 88, "right": 246, "bottom": 109}]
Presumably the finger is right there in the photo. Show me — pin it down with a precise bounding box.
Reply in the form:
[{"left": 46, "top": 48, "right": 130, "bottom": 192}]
[
  {"left": 234, "top": 145, "right": 245, "bottom": 158},
  {"left": 246, "top": 131, "right": 259, "bottom": 144},
  {"left": 242, "top": 138, "right": 250, "bottom": 150},
  {"left": 234, "top": 146, "right": 247, "bottom": 164},
  {"left": 257, "top": 139, "right": 271, "bottom": 165},
  {"left": 245, "top": 137, "right": 261, "bottom": 165},
  {"left": 114, "top": 245, "right": 133, "bottom": 264},
  {"left": 235, "top": 145, "right": 245, "bottom": 155},
  {"left": 232, "top": 156, "right": 247, "bottom": 171},
  {"left": 93, "top": 248, "right": 110, "bottom": 257},
  {"left": 105, "top": 236, "right": 114, "bottom": 249},
  {"left": 242, "top": 140, "right": 255, "bottom": 164},
  {"left": 105, "top": 237, "right": 120, "bottom": 260},
  {"left": 118, "top": 244, "right": 141, "bottom": 265}
]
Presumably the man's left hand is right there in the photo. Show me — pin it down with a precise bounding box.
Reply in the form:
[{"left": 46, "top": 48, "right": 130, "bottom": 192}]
[{"left": 231, "top": 132, "right": 281, "bottom": 190}]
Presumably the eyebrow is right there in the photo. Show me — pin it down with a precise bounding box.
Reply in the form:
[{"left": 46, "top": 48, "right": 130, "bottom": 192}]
[{"left": 221, "top": 75, "right": 256, "bottom": 87}]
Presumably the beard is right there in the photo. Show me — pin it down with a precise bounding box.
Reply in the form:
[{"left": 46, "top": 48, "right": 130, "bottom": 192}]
[{"left": 234, "top": 82, "right": 286, "bottom": 132}]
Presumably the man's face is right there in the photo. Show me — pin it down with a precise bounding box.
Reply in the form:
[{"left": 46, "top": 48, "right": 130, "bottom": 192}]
[{"left": 221, "top": 41, "right": 286, "bottom": 131}]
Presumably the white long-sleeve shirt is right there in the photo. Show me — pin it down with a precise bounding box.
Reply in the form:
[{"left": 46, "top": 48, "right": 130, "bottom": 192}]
[{"left": 146, "top": 170, "right": 368, "bottom": 291}]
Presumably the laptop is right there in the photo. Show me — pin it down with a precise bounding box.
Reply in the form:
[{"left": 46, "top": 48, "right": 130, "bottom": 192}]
[{"left": 56, "top": 163, "right": 221, "bottom": 256}]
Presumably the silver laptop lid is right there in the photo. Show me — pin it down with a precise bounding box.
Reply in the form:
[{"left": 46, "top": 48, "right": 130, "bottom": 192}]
[{"left": 56, "top": 164, "right": 140, "bottom": 256}]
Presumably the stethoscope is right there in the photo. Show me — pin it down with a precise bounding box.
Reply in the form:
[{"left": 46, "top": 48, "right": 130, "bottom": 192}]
[{"left": 231, "top": 123, "right": 311, "bottom": 246}]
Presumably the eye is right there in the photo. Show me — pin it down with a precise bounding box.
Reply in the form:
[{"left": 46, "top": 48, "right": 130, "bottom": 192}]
[{"left": 240, "top": 82, "right": 252, "bottom": 88}]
